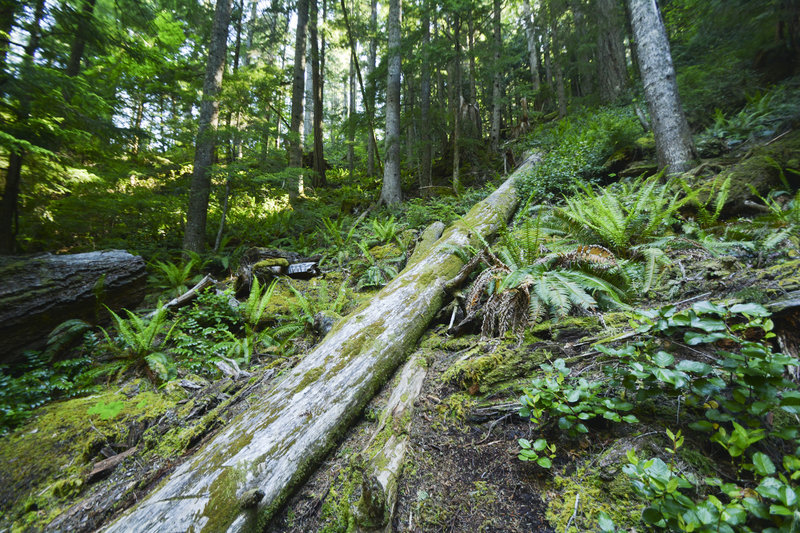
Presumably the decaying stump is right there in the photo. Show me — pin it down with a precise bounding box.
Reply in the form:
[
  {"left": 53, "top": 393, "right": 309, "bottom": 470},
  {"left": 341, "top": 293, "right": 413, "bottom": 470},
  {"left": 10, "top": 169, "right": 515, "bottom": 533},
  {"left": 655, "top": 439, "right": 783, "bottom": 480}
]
[
  {"left": 0, "top": 250, "right": 146, "bottom": 363},
  {"left": 234, "top": 248, "right": 321, "bottom": 294},
  {"left": 101, "top": 155, "right": 538, "bottom": 533}
]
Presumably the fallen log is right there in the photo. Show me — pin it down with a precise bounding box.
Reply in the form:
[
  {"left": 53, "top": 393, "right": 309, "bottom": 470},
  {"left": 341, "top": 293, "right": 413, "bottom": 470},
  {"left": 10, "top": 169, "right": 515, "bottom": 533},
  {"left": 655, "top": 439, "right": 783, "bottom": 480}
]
[
  {"left": 353, "top": 349, "right": 429, "bottom": 532},
  {"left": 100, "top": 155, "right": 537, "bottom": 533},
  {"left": 0, "top": 250, "right": 146, "bottom": 364}
]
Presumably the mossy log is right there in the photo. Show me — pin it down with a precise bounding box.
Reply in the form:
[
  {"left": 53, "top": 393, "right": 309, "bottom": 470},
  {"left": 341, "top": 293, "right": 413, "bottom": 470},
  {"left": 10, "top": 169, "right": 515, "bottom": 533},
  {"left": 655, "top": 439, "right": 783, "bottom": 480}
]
[
  {"left": 101, "top": 156, "right": 537, "bottom": 533},
  {"left": 353, "top": 349, "right": 428, "bottom": 532},
  {"left": 0, "top": 250, "right": 146, "bottom": 364}
]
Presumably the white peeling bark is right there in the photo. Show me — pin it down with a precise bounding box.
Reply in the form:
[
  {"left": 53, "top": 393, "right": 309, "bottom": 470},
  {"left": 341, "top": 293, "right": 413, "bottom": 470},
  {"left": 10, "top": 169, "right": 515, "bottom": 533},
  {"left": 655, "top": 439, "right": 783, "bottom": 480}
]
[
  {"left": 102, "top": 156, "right": 538, "bottom": 533},
  {"left": 627, "top": 0, "right": 696, "bottom": 174}
]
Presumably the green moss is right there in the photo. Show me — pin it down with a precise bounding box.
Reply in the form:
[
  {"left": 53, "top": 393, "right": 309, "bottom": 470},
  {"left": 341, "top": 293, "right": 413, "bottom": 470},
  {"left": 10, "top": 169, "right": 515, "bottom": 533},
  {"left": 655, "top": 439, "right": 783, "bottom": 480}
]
[
  {"left": 546, "top": 471, "right": 643, "bottom": 532},
  {"left": 0, "top": 385, "right": 177, "bottom": 530},
  {"left": 368, "top": 243, "right": 402, "bottom": 261},
  {"left": 437, "top": 392, "right": 477, "bottom": 421},
  {"left": 254, "top": 258, "right": 290, "bottom": 268}
]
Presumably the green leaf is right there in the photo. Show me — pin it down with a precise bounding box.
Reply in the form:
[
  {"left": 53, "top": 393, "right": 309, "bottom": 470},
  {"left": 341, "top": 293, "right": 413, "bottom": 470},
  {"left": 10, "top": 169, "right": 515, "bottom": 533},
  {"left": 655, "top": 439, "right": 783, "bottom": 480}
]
[
  {"left": 752, "top": 452, "right": 776, "bottom": 476},
  {"left": 641, "top": 506, "right": 663, "bottom": 524},
  {"left": 692, "top": 301, "right": 727, "bottom": 315},
  {"left": 536, "top": 456, "right": 552, "bottom": 468},
  {"left": 652, "top": 351, "right": 674, "bottom": 367},
  {"left": 730, "top": 303, "right": 770, "bottom": 317},
  {"left": 597, "top": 512, "right": 616, "bottom": 532},
  {"left": 533, "top": 439, "right": 548, "bottom": 451}
]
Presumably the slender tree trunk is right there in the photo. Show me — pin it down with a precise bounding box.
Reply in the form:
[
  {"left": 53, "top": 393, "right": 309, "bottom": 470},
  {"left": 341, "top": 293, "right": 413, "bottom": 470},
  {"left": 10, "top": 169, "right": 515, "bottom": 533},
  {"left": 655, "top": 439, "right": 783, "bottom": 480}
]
[
  {"left": 66, "top": 0, "right": 96, "bottom": 77},
  {"left": 0, "top": 0, "right": 17, "bottom": 85},
  {"left": 596, "top": 0, "right": 628, "bottom": 103},
  {"left": 309, "top": 0, "right": 325, "bottom": 186},
  {"left": 570, "top": 0, "right": 593, "bottom": 98},
  {"left": 522, "top": 0, "right": 540, "bottom": 92},
  {"left": 348, "top": 49, "right": 356, "bottom": 179},
  {"left": 380, "top": 0, "right": 402, "bottom": 205},
  {"left": 627, "top": 0, "right": 696, "bottom": 174},
  {"left": 419, "top": 3, "right": 432, "bottom": 190},
  {"left": 490, "top": 0, "right": 502, "bottom": 152},
  {"left": 304, "top": 46, "right": 313, "bottom": 150},
  {"left": 288, "top": 0, "right": 310, "bottom": 198},
  {"left": 182, "top": 0, "right": 231, "bottom": 253},
  {"left": 130, "top": 95, "right": 144, "bottom": 157},
  {"left": 366, "top": 0, "right": 378, "bottom": 177},
  {"left": 466, "top": 15, "right": 481, "bottom": 139},
  {"left": 551, "top": 23, "right": 567, "bottom": 118},
  {"left": 452, "top": 15, "right": 462, "bottom": 191},
  {"left": 0, "top": 0, "right": 45, "bottom": 254}
]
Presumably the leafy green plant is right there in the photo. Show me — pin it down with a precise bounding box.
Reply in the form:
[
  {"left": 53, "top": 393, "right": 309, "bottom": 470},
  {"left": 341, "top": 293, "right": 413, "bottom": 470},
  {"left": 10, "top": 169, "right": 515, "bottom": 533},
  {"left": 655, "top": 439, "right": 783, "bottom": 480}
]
[
  {"left": 241, "top": 276, "right": 278, "bottom": 327},
  {"left": 519, "top": 358, "right": 638, "bottom": 438},
  {"left": 679, "top": 174, "right": 731, "bottom": 228},
  {"left": 518, "top": 437, "right": 557, "bottom": 468},
  {"left": 102, "top": 304, "right": 179, "bottom": 382},
  {"left": 355, "top": 240, "right": 400, "bottom": 290},
  {"left": 547, "top": 174, "right": 688, "bottom": 255},
  {"left": 149, "top": 258, "right": 199, "bottom": 298},
  {"left": 371, "top": 215, "right": 399, "bottom": 244}
]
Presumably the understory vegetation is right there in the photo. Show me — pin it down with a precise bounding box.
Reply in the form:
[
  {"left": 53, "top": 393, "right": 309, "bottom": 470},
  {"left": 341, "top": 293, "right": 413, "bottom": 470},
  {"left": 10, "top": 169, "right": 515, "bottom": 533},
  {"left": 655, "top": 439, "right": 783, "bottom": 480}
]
[{"left": 2, "top": 2, "right": 800, "bottom": 526}]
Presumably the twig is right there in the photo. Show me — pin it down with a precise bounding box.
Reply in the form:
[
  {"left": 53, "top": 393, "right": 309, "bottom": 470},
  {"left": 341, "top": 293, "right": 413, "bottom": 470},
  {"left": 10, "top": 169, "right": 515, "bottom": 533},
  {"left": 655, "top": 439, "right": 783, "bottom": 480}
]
[
  {"left": 765, "top": 129, "right": 792, "bottom": 146},
  {"left": 475, "top": 413, "right": 511, "bottom": 444},
  {"left": 146, "top": 274, "right": 216, "bottom": 318},
  {"left": 564, "top": 493, "right": 580, "bottom": 533}
]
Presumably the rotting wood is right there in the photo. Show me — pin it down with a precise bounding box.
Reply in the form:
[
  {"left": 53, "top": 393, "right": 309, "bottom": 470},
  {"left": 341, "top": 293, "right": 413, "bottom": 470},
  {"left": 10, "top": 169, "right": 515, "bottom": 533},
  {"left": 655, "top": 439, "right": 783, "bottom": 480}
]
[
  {"left": 146, "top": 274, "right": 216, "bottom": 318},
  {"left": 100, "top": 155, "right": 538, "bottom": 533},
  {"left": 0, "top": 249, "right": 146, "bottom": 363},
  {"left": 353, "top": 349, "right": 429, "bottom": 532}
]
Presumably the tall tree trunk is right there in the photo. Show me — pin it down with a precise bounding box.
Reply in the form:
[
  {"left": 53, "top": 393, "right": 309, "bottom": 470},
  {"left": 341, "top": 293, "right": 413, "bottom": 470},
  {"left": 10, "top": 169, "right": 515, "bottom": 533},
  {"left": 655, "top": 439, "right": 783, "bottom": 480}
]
[
  {"left": 66, "top": 0, "right": 97, "bottom": 77},
  {"left": 182, "top": 0, "right": 231, "bottom": 253},
  {"left": 570, "top": 0, "right": 593, "bottom": 98},
  {"left": 490, "top": 0, "right": 502, "bottom": 152},
  {"left": 627, "top": 0, "right": 696, "bottom": 174},
  {"left": 288, "top": 0, "right": 310, "bottom": 198},
  {"left": 452, "top": 15, "right": 462, "bottom": 192},
  {"left": 380, "top": 0, "right": 402, "bottom": 205},
  {"left": 304, "top": 46, "right": 313, "bottom": 150},
  {"left": 348, "top": 48, "right": 356, "bottom": 179},
  {"left": 309, "top": 0, "right": 325, "bottom": 186},
  {"left": 0, "top": 0, "right": 45, "bottom": 254},
  {"left": 366, "top": 0, "right": 378, "bottom": 177},
  {"left": 466, "top": 15, "right": 481, "bottom": 138},
  {"left": 551, "top": 23, "right": 567, "bottom": 118},
  {"left": 419, "top": 2, "right": 432, "bottom": 191},
  {"left": 130, "top": 95, "right": 144, "bottom": 158},
  {"left": 596, "top": 0, "right": 628, "bottom": 103},
  {"left": 0, "top": 0, "right": 17, "bottom": 85},
  {"left": 522, "top": 0, "right": 540, "bottom": 92}
]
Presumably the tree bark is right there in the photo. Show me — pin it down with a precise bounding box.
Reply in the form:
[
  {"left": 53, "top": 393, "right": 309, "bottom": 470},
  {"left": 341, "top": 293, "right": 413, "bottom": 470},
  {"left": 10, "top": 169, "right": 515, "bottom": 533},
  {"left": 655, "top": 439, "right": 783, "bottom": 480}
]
[
  {"left": 366, "top": 0, "right": 378, "bottom": 177},
  {"left": 490, "top": 0, "right": 502, "bottom": 152},
  {"left": 522, "top": 0, "right": 540, "bottom": 93},
  {"left": 288, "top": 0, "right": 310, "bottom": 198},
  {"left": 65, "top": 0, "right": 97, "bottom": 77},
  {"left": 348, "top": 45, "right": 356, "bottom": 180},
  {"left": 183, "top": 0, "right": 231, "bottom": 253},
  {"left": 419, "top": 3, "right": 432, "bottom": 191},
  {"left": 0, "top": 250, "right": 146, "bottom": 363},
  {"left": 627, "top": 0, "right": 696, "bottom": 174},
  {"left": 0, "top": 0, "right": 17, "bottom": 85},
  {"left": 596, "top": 0, "right": 629, "bottom": 103},
  {"left": 452, "top": 15, "right": 462, "bottom": 192},
  {"left": 380, "top": 0, "right": 402, "bottom": 205},
  {"left": 0, "top": 0, "right": 45, "bottom": 254},
  {"left": 101, "top": 154, "right": 537, "bottom": 533},
  {"left": 309, "top": 0, "right": 326, "bottom": 186}
]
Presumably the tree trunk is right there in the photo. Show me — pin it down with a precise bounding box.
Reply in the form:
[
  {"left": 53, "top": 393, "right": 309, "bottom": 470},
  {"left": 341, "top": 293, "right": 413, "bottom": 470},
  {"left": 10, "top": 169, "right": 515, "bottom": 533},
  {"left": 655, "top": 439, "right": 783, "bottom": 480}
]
[
  {"left": 348, "top": 47, "right": 356, "bottom": 180},
  {"left": 522, "top": 0, "right": 540, "bottom": 93},
  {"left": 596, "top": 0, "right": 628, "bottom": 103},
  {"left": 366, "top": 0, "right": 378, "bottom": 177},
  {"left": 183, "top": 0, "right": 231, "bottom": 254},
  {"left": 0, "top": 0, "right": 17, "bottom": 84},
  {"left": 452, "top": 15, "right": 462, "bottom": 192},
  {"left": 303, "top": 46, "right": 313, "bottom": 150},
  {"left": 101, "top": 155, "right": 537, "bottom": 533},
  {"left": 0, "top": 250, "right": 147, "bottom": 364},
  {"left": 551, "top": 23, "right": 567, "bottom": 118},
  {"left": 380, "top": 0, "right": 402, "bottom": 205},
  {"left": 419, "top": 3, "right": 432, "bottom": 191},
  {"left": 65, "top": 0, "right": 96, "bottom": 77},
  {"left": 310, "top": 0, "right": 326, "bottom": 186},
  {"left": 0, "top": 0, "right": 45, "bottom": 254},
  {"left": 490, "top": 0, "right": 502, "bottom": 152},
  {"left": 466, "top": 15, "right": 480, "bottom": 138},
  {"left": 627, "top": 0, "right": 696, "bottom": 174},
  {"left": 288, "top": 0, "right": 309, "bottom": 198}
]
